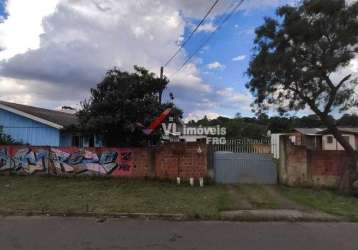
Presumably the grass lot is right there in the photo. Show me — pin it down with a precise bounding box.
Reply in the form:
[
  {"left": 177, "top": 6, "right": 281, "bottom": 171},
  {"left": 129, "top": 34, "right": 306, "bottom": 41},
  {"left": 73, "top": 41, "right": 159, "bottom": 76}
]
[
  {"left": 3, "top": 176, "right": 358, "bottom": 220},
  {"left": 0, "top": 176, "right": 234, "bottom": 219},
  {"left": 281, "top": 186, "right": 358, "bottom": 221}
]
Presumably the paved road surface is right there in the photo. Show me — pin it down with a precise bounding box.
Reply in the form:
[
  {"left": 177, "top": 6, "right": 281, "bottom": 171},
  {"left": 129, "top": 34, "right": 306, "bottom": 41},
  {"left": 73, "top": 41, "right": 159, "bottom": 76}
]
[{"left": 0, "top": 216, "right": 357, "bottom": 250}]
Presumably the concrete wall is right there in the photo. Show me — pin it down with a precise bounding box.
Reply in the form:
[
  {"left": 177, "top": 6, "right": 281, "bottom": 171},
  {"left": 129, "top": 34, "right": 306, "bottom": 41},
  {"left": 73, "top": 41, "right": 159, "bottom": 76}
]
[
  {"left": 279, "top": 135, "right": 355, "bottom": 188},
  {"left": 278, "top": 136, "right": 310, "bottom": 186},
  {"left": 0, "top": 142, "right": 207, "bottom": 180}
]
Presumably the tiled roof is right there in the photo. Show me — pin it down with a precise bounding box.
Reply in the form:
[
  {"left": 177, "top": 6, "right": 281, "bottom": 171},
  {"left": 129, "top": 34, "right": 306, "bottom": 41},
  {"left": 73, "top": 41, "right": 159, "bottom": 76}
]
[
  {"left": 0, "top": 101, "right": 78, "bottom": 129},
  {"left": 294, "top": 128, "right": 325, "bottom": 135},
  {"left": 295, "top": 127, "right": 358, "bottom": 135}
]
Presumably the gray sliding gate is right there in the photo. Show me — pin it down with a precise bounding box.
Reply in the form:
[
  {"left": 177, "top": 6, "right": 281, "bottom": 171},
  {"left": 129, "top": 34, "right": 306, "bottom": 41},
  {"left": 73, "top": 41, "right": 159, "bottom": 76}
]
[
  {"left": 211, "top": 139, "right": 277, "bottom": 184},
  {"left": 214, "top": 152, "right": 277, "bottom": 184}
]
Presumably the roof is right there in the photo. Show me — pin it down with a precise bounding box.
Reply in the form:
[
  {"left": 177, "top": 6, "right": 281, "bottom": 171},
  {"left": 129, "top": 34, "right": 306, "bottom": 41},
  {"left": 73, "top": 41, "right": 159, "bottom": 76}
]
[
  {"left": 295, "top": 127, "right": 358, "bottom": 135},
  {"left": 319, "top": 127, "right": 358, "bottom": 135},
  {"left": 0, "top": 101, "right": 78, "bottom": 129},
  {"left": 294, "top": 128, "right": 325, "bottom": 136}
]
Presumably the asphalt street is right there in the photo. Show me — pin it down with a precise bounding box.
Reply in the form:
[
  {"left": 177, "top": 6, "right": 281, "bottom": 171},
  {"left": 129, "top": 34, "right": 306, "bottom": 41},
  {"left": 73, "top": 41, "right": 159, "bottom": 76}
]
[{"left": 0, "top": 216, "right": 357, "bottom": 250}]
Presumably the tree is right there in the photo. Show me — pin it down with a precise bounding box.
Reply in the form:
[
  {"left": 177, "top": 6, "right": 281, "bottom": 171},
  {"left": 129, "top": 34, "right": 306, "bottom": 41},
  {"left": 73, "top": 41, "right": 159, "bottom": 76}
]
[
  {"left": 0, "top": 126, "right": 18, "bottom": 145},
  {"left": 246, "top": 0, "right": 358, "bottom": 192},
  {"left": 268, "top": 116, "right": 294, "bottom": 133},
  {"left": 338, "top": 114, "right": 358, "bottom": 127},
  {"left": 295, "top": 114, "right": 323, "bottom": 128},
  {"left": 78, "top": 66, "right": 181, "bottom": 146}
]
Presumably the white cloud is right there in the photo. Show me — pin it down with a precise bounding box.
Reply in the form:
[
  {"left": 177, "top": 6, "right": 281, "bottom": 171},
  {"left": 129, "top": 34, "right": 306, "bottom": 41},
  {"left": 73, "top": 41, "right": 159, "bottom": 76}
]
[
  {"left": 0, "top": 0, "right": 231, "bottom": 115},
  {"left": 232, "top": 55, "right": 246, "bottom": 61},
  {"left": 0, "top": 0, "right": 275, "bottom": 115},
  {"left": 207, "top": 61, "right": 225, "bottom": 70},
  {"left": 167, "top": 63, "right": 213, "bottom": 93},
  {"left": 184, "top": 111, "right": 221, "bottom": 122},
  {"left": 346, "top": 0, "right": 358, "bottom": 5},
  {"left": 330, "top": 56, "right": 358, "bottom": 85},
  {"left": 0, "top": 0, "right": 60, "bottom": 60},
  {"left": 217, "top": 87, "right": 252, "bottom": 111},
  {"left": 197, "top": 22, "right": 217, "bottom": 32}
]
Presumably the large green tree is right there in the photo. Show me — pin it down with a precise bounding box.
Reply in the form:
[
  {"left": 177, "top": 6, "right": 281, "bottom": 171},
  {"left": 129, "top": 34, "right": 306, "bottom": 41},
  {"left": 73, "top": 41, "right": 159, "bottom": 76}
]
[
  {"left": 78, "top": 66, "right": 181, "bottom": 146},
  {"left": 247, "top": 0, "right": 358, "bottom": 192}
]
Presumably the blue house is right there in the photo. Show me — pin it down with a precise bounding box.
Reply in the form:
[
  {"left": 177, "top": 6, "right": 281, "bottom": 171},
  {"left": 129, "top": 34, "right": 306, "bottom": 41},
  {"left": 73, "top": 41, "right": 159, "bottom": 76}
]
[{"left": 0, "top": 101, "right": 103, "bottom": 147}]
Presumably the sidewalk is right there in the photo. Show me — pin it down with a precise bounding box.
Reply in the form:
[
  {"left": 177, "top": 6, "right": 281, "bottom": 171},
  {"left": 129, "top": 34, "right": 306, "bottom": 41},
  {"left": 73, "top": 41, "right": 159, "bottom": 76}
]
[{"left": 220, "top": 185, "right": 341, "bottom": 222}]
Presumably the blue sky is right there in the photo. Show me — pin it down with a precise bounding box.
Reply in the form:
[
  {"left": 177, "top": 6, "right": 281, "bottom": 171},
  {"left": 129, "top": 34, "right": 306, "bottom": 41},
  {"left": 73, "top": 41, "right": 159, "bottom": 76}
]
[
  {"left": 0, "top": 0, "right": 304, "bottom": 120},
  {"left": 0, "top": 1, "right": 6, "bottom": 21},
  {"left": 168, "top": 3, "right": 293, "bottom": 118},
  {"left": 0, "top": 1, "right": 5, "bottom": 14}
]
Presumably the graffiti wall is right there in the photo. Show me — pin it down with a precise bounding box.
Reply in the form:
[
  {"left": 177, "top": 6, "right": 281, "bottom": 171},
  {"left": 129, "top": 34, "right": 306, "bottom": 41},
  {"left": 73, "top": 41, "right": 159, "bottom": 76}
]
[{"left": 0, "top": 146, "right": 134, "bottom": 176}]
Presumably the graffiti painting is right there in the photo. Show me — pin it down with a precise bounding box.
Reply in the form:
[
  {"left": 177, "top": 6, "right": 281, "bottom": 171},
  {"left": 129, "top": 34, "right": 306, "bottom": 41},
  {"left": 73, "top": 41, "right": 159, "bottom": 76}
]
[{"left": 0, "top": 147, "right": 134, "bottom": 176}]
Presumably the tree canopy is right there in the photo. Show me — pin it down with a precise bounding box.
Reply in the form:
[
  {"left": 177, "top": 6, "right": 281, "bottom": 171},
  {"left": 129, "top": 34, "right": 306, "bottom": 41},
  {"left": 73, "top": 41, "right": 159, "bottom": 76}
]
[
  {"left": 246, "top": 0, "right": 358, "bottom": 192},
  {"left": 78, "top": 66, "right": 181, "bottom": 146},
  {"left": 187, "top": 113, "right": 358, "bottom": 138},
  {"left": 247, "top": 0, "right": 358, "bottom": 117}
]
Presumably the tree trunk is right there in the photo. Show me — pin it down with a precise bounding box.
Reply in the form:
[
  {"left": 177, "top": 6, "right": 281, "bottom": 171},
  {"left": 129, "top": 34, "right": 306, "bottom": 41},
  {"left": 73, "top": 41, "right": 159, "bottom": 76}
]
[
  {"left": 326, "top": 125, "right": 357, "bottom": 194},
  {"left": 313, "top": 112, "right": 357, "bottom": 193}
]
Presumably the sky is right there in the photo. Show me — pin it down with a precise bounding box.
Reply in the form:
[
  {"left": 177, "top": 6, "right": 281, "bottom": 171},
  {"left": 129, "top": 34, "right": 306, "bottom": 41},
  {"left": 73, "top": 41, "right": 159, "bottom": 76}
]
[{"left": 0, "top": 0, "right": 357, "bottom": 121}]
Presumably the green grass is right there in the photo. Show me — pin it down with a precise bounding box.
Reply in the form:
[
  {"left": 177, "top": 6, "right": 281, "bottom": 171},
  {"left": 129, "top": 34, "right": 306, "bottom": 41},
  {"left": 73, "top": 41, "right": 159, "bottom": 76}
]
[
  {"left": 281, "top": 186, "right": 358, "bottom": 221},
  {"left": 0, "top": 176, "right": 234, "bottom": 218},
  {"left": 237, "top": 185, "right": 279, "bottom": 209}
]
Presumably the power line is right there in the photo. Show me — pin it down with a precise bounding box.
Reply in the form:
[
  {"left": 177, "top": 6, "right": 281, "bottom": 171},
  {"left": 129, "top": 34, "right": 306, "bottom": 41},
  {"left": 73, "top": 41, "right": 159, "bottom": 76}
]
[
  {"left": 171, "top": 0, "right": 245, "bottom": 79},
  {"left": 163, "top": 0, "right": 220, "bottom": 68}
]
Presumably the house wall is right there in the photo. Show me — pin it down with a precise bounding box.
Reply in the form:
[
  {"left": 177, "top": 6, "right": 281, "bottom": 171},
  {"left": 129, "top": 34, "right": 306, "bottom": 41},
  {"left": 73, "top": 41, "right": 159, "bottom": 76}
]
[
  {"left": 60, "top": 133, "right": 72, "bottom": 147},
  {"left": 0, "top": 109, "right": 60, "bottom": 146},
  {"left": 0, "top": 142, "right": 207, "bottom": 180},
  {"left": 322, "top": 134, "right": 356, "bottom": 150}
]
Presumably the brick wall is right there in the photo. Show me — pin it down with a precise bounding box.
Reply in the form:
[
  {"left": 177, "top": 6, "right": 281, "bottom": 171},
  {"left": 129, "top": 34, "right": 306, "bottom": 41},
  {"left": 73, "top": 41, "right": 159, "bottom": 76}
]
[
  {"left": 279, "top": 135, "right": 356, "bottom": 187},
  {"left": 0, "top": 142, "right": 207, "bottom": 180},
  {"left": 308, "top": 150, "right": 350, "bottom": 187},
  {"left": 155, "top": 142, "right": 207, "bottom": 180}
]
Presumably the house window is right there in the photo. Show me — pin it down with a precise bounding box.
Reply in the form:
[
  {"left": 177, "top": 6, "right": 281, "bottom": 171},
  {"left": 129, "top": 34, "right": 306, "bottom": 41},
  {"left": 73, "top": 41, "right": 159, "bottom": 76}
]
[
  {"left": 327, "top": 136, "right": 333, "bottom": 144},
  {"left": 72, "top": 135, "right": 83, "bottom": 147},
  {"left": 89, "top": 136, "right": 95, "bottom": 147}
]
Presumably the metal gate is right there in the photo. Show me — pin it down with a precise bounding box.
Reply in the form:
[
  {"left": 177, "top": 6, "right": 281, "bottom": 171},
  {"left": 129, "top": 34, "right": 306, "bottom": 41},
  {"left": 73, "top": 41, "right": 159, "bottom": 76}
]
[{"left": 211, "top": 139, "right": 277, "bottom": 184}]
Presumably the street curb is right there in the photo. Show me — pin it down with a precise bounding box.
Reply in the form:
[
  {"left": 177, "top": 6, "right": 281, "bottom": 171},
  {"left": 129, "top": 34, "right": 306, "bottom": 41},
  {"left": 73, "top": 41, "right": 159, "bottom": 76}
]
[
  {"left": 0, "top": 210, "right": 351, "bottom": 222},
  {"left": 0, "top": 210, "right": 187, "bottom": 221},
  {"left": 219, "top": 209, "right": 344, "bottom": 222}
]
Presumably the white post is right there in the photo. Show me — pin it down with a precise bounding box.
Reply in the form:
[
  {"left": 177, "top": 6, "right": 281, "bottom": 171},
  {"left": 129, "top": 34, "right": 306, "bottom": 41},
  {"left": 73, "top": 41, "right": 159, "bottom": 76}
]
[
  {"left": 189, "top": 177, "right": 194, "bottom": 187},
  {"left": 199, "top": 177, "right": 204, "bottom": 187},
  {"left": 177, "top": 177, "right": 181, "bottom": 185}
]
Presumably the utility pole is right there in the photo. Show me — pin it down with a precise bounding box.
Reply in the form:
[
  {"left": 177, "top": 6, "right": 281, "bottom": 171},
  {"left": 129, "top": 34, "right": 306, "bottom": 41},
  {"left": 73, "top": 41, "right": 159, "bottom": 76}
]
[{"left": 159, "top": 66, "right": 164, "bottom": 104}]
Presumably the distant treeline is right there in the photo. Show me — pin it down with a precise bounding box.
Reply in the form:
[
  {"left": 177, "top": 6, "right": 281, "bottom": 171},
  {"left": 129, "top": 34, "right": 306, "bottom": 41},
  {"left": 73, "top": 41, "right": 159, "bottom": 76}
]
[{"left": 187, "top": 114, "right": 358, "bottom": 139}]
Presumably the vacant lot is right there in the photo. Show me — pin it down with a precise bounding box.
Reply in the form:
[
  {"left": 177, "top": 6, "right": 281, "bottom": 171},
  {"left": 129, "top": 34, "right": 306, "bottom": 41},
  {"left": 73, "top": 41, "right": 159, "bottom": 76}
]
[{"left": 0, "top": 176, "right": 234, "bottom": 218}]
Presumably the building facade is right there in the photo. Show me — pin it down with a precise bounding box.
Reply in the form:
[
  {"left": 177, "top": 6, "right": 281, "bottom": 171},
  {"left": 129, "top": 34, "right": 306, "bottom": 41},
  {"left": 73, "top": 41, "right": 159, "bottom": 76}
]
[
  {"left": 293, "top": 127, "right": 358, "bottom": 151},
  {"left": 0, "top": 101, "right": 102, "bottom": 147}
]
